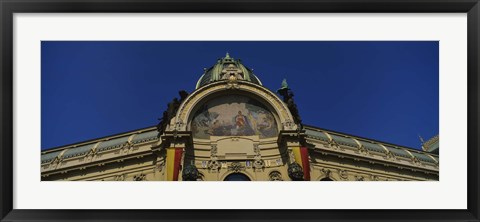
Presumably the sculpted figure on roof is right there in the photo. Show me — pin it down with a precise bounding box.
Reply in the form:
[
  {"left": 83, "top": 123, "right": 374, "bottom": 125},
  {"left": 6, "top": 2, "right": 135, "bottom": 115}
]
[
  {"left": 277, "top": 79, "right": 302, "bottom": 126},
  {"left": 156, "top": 90, "right": 190, "bottom": 137}
]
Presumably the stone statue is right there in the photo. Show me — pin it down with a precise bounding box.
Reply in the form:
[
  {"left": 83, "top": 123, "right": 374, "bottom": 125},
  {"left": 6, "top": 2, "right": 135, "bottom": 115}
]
[
  {"left": 179, "top": 90, "right": 189, "bottom": 102},
  {"left": 182, "top": 164, "right": 199, "bottom": 181},
  {"left": 285, "top": 93, "right": 302, "bottom": 125},
  {"left": 287, "top": 162, "right": 304, "bottom": 181},
  {"left": 156, "top": 90, "right": 189, "bottom": 137},
  {"left": 156, "top": 111, "right": 169, "bottom": 137},
  {"left": 166, "top": 98, "right": 179, "bottom": 121},
  {"left": 277, "top": 79, "right": 302, "bottom": 126}
]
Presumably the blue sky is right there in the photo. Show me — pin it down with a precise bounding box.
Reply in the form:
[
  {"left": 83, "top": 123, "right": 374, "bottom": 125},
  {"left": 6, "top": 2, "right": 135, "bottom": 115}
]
[{"left": 41, "top": 41, "right": 439, "bottom": 150}]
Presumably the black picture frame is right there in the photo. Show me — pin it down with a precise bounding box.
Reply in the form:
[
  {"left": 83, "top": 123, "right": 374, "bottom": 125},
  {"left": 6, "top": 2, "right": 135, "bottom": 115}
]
[{"left": 1, "top": 0, "right": 479, "bottom": 221}]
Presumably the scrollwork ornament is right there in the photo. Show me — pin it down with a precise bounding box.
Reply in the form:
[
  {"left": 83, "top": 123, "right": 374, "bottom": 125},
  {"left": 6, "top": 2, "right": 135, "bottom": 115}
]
[
  {"left": 228, "top": 162, "right": 245, "bottom": 172},
  {"left": 207, "top": 160, "right": 221, "bottom": 171}
]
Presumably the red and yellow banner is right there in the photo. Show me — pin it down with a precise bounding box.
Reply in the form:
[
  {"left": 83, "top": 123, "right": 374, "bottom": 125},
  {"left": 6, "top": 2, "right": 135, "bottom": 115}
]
[
  {"left": 292, "top": 146, "right": 311, "bottom": 181},
  {"left": 166, "top": 147, "right": 183, "bottom": 181}
]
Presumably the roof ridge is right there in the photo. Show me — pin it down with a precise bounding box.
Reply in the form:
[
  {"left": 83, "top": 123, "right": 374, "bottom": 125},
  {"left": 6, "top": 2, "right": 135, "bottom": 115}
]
[{"left": 303, "top": 124, "right": 436, "bottom": 155}]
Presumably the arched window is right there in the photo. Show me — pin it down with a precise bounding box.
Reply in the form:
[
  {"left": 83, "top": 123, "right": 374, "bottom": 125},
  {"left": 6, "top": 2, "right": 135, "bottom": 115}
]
[
  {"left": 320, "top": 177, "right": 334, "bottom": 181},
  {"left": 224, "top": 173, "right": 251, "bottom": 181}
]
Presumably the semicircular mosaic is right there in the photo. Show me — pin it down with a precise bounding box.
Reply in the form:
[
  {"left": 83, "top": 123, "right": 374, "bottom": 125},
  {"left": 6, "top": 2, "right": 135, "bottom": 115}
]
[{"left": 191, "top": 95, "right": 278, "bottom": 139}]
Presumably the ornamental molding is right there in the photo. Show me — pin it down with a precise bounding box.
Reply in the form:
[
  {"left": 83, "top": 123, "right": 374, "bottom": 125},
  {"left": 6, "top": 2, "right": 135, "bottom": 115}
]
[{"left": 172, "top": 81, "right": 297, "bottom": 132}]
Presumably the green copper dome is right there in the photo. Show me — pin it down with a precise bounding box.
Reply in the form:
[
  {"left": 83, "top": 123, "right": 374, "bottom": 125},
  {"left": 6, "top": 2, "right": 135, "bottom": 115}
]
[{"left": 195, "top": 53, "right": 263, "bottom": 89}]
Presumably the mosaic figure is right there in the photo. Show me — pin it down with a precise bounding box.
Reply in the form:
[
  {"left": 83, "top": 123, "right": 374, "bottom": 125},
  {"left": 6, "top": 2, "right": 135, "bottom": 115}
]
[{"left": 191, "top": 95, "right": 278, "bottom": 139}]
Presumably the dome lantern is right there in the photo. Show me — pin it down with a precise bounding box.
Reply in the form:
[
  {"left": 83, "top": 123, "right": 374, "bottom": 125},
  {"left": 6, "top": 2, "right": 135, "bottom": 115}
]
[{"left": 195, "top": 53, "right": 263, "bottom": 89}]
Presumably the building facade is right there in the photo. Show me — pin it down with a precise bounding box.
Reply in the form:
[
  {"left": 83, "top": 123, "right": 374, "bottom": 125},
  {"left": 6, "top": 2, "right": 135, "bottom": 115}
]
[{"left": 41, "top": 54, "right": 439, "bottom": 181}]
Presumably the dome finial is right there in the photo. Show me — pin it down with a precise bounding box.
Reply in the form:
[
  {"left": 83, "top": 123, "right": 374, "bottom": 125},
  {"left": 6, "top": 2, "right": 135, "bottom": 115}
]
[{"left": 225, "top": 52, "right": 230, "bottom": 58}]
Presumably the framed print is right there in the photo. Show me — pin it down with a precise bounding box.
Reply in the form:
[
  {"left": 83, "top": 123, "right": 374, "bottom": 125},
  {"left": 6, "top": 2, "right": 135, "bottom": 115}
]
[{"left": 1, "top": 0, "right": 479, "bottom": 221}]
